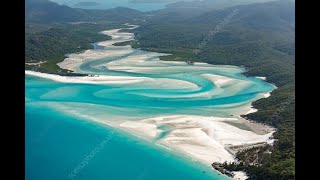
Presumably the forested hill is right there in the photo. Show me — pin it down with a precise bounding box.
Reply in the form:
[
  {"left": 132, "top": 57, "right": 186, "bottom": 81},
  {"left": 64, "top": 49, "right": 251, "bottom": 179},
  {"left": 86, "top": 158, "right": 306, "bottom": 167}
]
[
  {"left": 190, "top": 0, "right": 294, "bottom": 29},
  {"left": 25, "top": 0, "right": 144, "bottom": 23},
  {"left": 133, "top": 0, "right": 295, "bottom": 86},
  {"left": 129, "top": 0, "right": 295, "bottom": 179},
  {"left": 25, "top": 22, "right": 126, "bottom": 75},
  {"left": 25, "top": 0, "right": 143, "bottom": 74}
]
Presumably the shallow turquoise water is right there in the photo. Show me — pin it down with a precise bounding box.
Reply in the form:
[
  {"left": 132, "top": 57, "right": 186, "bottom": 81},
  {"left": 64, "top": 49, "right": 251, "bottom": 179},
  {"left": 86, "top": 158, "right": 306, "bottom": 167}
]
[
  {"left": 26, "top": 103, "right": 230, "bottom": 180},
  {"left": 25, "top": 26, "right": 275, "bottom": 180}
]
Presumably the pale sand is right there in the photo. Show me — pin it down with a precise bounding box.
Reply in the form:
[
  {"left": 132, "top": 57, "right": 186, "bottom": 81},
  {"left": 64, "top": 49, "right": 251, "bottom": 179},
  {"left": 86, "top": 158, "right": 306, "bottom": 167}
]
[
  {"left": 57, "top": 48, "right": 133, "bottom": 72},
  {"left": 115, "top": 115, "right": 273, "bottom": 180},
  {"left": 244, "top": 107, "right": 258, "bottom": 115},
  {"left": 202, "top": 74, "right": 236, "bottom": 88},
  {"left": 26, "top": 70, "right": 199, "bottom": 89},
  {"left": 263, "top": 92, "right": 271, "bottom": 98},
  {"left": 98, "top": 29, "right": 135, "bottom": 47},
  {"left": 237, "top": 117, "right": 275, "bottom": 135},
  {"left": 25, "top": 70, "right": 148, "bottom": 85},
  {"left": 116, "top": 115, "right": 275, "bottom": 164},
  {"left": 254, "top": 92, "right": 272, "bottom": 100},
  {"left": 25, "top": 61, "right": 46, "bottom": 65},
  {"left": 140, "top": 78, "right": 199, "bottom": 90},
  {"left": 201, "top": 74, "right": 253, "bottom": 98},
  {"left": 104, "top": 55, "right": 246, "bottom": 74},
  {"left": 233, "top": 171, "right": 248, "bottom": 180},
  {"left": 255, "top": 76, "right": 266, "bottom": 80},
  {"left": 105, "top": 53, "right": 166, "bottom": 67},
  {"left": 119, "top": 121, "right": 161, "bottom": 138},
  {"left": 202, "top": 74, "right": 253, "bottom": 89}
]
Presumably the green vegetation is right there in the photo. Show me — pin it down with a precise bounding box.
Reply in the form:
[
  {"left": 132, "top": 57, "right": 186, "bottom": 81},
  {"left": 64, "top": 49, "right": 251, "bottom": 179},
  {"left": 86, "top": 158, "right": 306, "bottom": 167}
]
[
  {"left": 25, "top": 22, "right": 124, "bottom": 74},
  {"left": 25, "top": 0, "right": 144, "bottom": 23},
  {"left": 113, "top": 41, "right": 134, "bottom": 47},
  {"left": 129, "top": 1, "right": 295, "bottom": 179}
]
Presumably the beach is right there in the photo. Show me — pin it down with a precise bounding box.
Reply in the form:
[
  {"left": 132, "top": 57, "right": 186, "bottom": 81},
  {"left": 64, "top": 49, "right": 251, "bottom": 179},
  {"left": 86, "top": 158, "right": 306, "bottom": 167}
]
[
  {"left": 26, "top": 24, "right": 276, "bottom": 180},
  {"left": 113, "top": 115, "right": 274, "bottom": 164},
  {"left": 26, "top": 66, "right": 275, "bottom": 180},
  {"left": 25, "top": 70, "right": 148, "bottom": 85}
]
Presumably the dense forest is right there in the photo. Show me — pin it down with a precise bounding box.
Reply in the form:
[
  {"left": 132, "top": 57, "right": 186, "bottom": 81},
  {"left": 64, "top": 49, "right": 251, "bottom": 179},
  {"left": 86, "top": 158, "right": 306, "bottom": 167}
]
[
  {"left": 25, "top": 0, "right": 142, "bottom": 74},
  {"left": 25, "top": 0, "right": 144, "bottom": 23},
  {"left": 25, "top": 22, "right": 125, "bottom": 74}
]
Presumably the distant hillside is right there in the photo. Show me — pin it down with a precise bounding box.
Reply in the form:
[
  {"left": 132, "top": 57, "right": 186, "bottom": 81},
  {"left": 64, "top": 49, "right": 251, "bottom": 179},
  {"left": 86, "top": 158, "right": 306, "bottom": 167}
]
[
  {"left": 86, "top": 7, "right": 145, "bottom": 22},
  {"left": 166, "top": 0, "right": 276, "bottom": 9},
  {"left": 25, "top": 0, "right": 144, "bottom": 23},
  {"left": 191, "top": 0, "right": 294, "bottom": 31},
  {"left": 144, "top": 0, "right": 284, "bottom": 24},
  {"left": 25, "top": 0, "right": 88, "bottom": 22}
]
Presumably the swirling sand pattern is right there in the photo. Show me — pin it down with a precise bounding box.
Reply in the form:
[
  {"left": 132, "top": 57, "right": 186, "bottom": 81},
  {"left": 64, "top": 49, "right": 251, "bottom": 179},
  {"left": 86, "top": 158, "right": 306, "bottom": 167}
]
[{"left": 26, "top": 24, "right": 276, "bottom": 165}]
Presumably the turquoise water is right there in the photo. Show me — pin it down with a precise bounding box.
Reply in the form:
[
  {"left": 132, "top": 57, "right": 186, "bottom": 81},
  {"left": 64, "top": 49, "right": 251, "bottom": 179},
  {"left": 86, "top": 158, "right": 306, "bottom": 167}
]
[
  {"left": 26, "top": 26, "right": 275, "bottom": 179},
  {"left": 26, "top": 105, "right": 228, "bottom": 180}
]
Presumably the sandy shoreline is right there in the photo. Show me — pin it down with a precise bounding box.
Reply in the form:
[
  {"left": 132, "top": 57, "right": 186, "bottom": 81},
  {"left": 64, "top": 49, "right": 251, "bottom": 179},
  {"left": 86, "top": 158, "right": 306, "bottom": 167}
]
[
  {"left": 27, "top": 69, "right": 274, "bottom": 180},
  {"left": 48, "top": 99, "right": 274, "bottom": 180},
  {"left": 255, "top": 76, "right": 266, "bottom": 81},
  {"left": 25, "top": 70, "right": 148, "bottom": 85},
  {"left": 233, "top": 171, "right": 248, "bottom": 180},
  {"left": 26, "top": 23, "right": 277, "bottom": 180},
  {"left": 118, "top": 115, "right": 274, "bottom": 164},
  {"left": 111, "top": 114, "right": 274, "bottom": 180},
  {"left": 45, "top": 98, "right": 273, "bottom": 180},
  {"left": 25, "top": 70, "right": 200, "bottom": 90}
]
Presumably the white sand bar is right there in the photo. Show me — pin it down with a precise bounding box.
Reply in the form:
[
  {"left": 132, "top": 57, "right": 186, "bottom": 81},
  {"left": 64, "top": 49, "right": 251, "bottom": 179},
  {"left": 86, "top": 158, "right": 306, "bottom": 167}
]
[
  {"left": 25, "top": 70, "right": 148, "bottom": 85},
  {"left": 117, "top": 115, "right": 274, "bottom": 165},
  {"left": 27, "top": 23, "right": 276, "bottom": 180}
]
